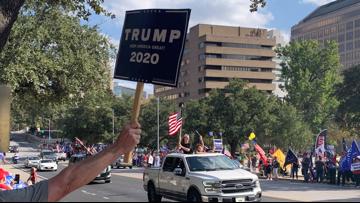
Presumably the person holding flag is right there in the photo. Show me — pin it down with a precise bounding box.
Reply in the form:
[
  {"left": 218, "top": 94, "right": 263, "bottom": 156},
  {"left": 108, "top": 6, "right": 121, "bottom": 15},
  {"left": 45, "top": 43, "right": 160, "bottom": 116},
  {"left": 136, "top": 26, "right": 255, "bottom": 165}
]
[{"left": 284, "top": 149, "right": 299, "bottom": 180}]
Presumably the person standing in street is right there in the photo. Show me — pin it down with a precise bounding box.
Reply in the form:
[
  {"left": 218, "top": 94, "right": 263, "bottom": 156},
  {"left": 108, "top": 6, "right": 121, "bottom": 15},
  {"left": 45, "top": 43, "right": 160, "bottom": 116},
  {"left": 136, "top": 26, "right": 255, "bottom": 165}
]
[
  {"left": 315, "top": 156, "right": 325, "bottom": 183},
  {"left": 291, "top": 160, "right": 300, "bottom": 180},
  {"left": 147, "top": 151, "right": 154, "bottom": 168},
  {"left": 301, "top": 153, "right": 311, "bottom": 183},
  {"left": 27, "top": 167, "right": 37, "bottom": 185}
]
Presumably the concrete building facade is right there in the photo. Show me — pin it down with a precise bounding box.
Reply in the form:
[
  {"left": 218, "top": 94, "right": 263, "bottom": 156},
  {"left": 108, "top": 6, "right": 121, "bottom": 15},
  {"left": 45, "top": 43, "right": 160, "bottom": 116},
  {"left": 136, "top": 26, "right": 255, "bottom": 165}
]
[
  {"left": 291, "top": 0, "right": 360, "bottom": 69},
  {"left": 154, "top": 24, "right": 277, "bottom": 103}
]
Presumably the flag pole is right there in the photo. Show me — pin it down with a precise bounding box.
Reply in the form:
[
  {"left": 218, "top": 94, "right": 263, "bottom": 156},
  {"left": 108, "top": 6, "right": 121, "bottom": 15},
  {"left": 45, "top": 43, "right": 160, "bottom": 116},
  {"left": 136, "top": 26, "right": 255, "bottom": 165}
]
[
  {"left": 177, "top": 102, "right": 184, "bottom": 149},
  {"left": 124, "top": 82, "right": 144, "bottom": 165},
  {"left": 157, "top": 97, "right": 160, "bottom": 153}
]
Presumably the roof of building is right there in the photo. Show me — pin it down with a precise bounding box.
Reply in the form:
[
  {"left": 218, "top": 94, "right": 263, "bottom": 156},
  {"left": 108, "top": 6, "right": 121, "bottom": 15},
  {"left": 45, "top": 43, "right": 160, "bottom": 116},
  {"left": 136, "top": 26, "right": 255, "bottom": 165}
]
[{"left": 300, "top": 0, "right": 360, "bottom": 23}]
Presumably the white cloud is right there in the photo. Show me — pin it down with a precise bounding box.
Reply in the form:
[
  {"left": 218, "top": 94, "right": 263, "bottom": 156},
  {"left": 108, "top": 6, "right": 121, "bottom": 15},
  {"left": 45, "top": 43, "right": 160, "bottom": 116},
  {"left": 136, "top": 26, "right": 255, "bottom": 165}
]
[
  {"left": 301, "top": 0, "right": 335, "bottom": 6},
  {"left": 279, "top": 30, "right": 290, "bottom": 44},
  {"left": 103, "top": 0, "right": 274, "bottom": 28}
]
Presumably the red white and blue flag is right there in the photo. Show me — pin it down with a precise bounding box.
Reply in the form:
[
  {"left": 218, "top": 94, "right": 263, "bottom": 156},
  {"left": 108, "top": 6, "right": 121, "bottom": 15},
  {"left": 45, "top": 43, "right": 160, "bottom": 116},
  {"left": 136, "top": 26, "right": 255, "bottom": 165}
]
[{"left": 168, "top": 112, "right": 182, "bottom": 136}]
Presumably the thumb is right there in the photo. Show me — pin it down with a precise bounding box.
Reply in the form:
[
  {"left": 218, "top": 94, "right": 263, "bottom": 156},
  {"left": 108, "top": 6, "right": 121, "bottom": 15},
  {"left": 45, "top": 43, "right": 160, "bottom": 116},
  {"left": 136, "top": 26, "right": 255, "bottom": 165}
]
[{"left": 131, "top": 121, "right": 141, "bottom": 129}]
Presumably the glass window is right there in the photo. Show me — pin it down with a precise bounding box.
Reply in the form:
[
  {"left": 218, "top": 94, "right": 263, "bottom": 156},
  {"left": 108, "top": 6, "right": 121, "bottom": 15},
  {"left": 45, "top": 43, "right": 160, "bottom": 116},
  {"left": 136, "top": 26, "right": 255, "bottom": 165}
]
[
  {"left": 355, "top": 19, "right": 360, "bottom": 28},
  {"left": 318, "top": 30, "right": 324, "bottom": 38},
  {"left": 163, "top": 157, "right": 175, "bottom": 172},
  {"left": 199, "top": 42, "right": 205, "bottom": 49},
  {"left": 339, "top": 44, "right": 345, "bottom": 52},
  {"left": 338, "top": 34, "right": 345, "bottom": 42},
  {"left": 346, "top": 21, "right": 354, "bottom": 30},
  {"left": 346, "top": 32, "right": 353, "bottom": 41},
  {"left": 347, "top": 42, "right": 353, "bottom": 51},
  {"left": 355, "top": 29, "right": 360, "bottom": 39},
  {"left": 338, "top": 24, "right": 346, "bottom": 32},
  {"left": 355, "top": 40, "right": 360, "bottom": 49}
]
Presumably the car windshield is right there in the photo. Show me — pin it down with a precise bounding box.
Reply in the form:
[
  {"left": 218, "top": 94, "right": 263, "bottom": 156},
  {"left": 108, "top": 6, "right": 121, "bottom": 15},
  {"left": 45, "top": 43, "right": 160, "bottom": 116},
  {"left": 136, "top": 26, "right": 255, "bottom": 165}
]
[
  {"left": 42, "top": 151, "right": 54, "bottom": 156},
  {"left": 29, "top": 157, "right": 39, "bottom": 160},
  {"left": 41, "top": 160, "right": 53, "bottom": 163},
  {"left": 186, "top": 155, "right": 238, "bottom": 172}
]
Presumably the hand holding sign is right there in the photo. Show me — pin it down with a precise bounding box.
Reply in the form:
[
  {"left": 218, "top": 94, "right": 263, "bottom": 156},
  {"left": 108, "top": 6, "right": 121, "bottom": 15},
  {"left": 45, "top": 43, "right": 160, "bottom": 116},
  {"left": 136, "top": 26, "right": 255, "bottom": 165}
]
[{"left": 115, "top": 9, "right": 191, "bottom": 164}]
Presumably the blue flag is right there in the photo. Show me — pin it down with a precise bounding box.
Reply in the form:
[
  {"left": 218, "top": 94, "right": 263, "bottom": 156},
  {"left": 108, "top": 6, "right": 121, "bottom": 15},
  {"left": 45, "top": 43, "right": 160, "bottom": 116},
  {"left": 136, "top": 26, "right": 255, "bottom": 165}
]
[
  {"left": 208, "top": 131, "right": 213, "bottom": 137},
  {"left": 344, "top": 140, "right": 360, "bottom": 171},
  {"left": 284, "top": 149, "right": 298, "bottom": 168}
]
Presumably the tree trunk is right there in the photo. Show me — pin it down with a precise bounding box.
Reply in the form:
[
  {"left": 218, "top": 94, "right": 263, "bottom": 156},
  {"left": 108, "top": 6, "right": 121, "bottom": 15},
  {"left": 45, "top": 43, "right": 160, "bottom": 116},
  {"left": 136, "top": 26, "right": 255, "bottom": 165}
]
[
  {"left": 0, "top": 0, "right": 25, "bottom": 52},
  {"left": 230, "top": 141, "right": 238, "bottom": 158}
]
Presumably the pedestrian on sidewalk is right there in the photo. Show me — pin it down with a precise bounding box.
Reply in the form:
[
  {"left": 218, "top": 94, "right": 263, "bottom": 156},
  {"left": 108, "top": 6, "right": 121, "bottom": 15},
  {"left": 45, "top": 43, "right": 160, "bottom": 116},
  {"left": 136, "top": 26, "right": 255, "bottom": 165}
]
[
  {"left": 315, "top": 156, "right": 325, "bottom": 183},
  {"left": 0, "top": 152, "right": 7, "bottom": 165},
  {"left": 27, "top": 167, "right": 37, "bottom": 185},
  {"left": 265, "top": 158, "right": 273, "bottom": 181},
  {"left": 0, "top": 122, "right": 141, "bottom": 202},
  {"left": 272, "top": 157, "right": 280, "bottom": 180},
  {"left": 301, "top": 153, "right": 311, "bottom": 183},
  {"left": 291, "top": 160, "right": 299, "bottom": 180}
]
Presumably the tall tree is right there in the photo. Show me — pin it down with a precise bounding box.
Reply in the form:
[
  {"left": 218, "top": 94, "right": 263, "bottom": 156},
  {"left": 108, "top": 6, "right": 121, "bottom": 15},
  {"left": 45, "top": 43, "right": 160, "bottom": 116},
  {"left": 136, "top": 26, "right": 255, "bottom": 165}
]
[
  {"left": 277, "top": 40, "right": 341, "bottom": 131},
  {"left": 336, "top": 65, "right": 360, "bottom": 135},
  {"left": 1, "top": 3, "right": 114, "bottom": 112},
  {"left": 0, "top": 0, "right": 113, "bottom": 52}
]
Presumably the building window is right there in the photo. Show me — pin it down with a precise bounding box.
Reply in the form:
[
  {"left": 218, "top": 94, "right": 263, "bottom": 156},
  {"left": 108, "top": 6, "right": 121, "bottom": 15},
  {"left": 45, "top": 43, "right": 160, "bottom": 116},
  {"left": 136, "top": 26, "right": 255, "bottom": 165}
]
[
  {"left": 199, "top": 42, "right": 205, "bottom": 49},
  {"left": 346, "top": 53, "right": 353, "bottom": 61},
  {"left": 184, "top": 92, "right": 190, "bottom": 97},
  {"left": 339, "top": 44, "right": 345, "bottom": 52},
  {"left": 346, "top": 42, "right": 353, "bottom": 51},
  {"left": 346, "top": 32, "right": 353, "bottom": 41},
  {"left": 199, "top": 54, "right": 206, "bottom": 61},
  {"left": 346, "top": 21, "right": 354, "bottom": 30},
  {"left": 338, "top": 24, "right": 346, "bottom": 33},
  {"left": 355, "top": 40, "right": 360, "bottom": 49},
  {"left": 338, "top": 34, "right": 345, "bottom": 42},
  {"left": 356, "top": 19, "right": 360, "bottom": 28},
  {"left": 198, "top": 66, "right": 205, "bottom": 72},
  {"left": 355, "top": 29, "right": 360, "bottom": 39},
  {"left": 198, "top": 77, "right": 204, "bottom": 83}
]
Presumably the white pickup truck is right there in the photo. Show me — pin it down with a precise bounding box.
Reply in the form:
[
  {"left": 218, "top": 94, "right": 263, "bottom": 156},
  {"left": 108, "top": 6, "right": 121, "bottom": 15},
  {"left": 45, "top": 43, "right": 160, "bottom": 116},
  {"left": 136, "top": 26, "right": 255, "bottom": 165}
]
[{"left": 143, "top": 153, "right": 261, "bottom": 202}]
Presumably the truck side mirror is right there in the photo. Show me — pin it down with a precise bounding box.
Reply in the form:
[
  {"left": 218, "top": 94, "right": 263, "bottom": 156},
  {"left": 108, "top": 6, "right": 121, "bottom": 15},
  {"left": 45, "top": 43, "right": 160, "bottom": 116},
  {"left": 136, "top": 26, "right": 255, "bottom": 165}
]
[{"left": 174, "top": 168, "right": 183, "bottom": 176}]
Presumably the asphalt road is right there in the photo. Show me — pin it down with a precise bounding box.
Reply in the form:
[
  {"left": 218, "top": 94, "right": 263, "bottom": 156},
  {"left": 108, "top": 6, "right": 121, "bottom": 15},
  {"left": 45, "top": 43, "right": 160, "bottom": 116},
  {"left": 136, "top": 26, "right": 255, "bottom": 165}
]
[{"left": 8, "top": 133, "right": 360, "bottom": 202}]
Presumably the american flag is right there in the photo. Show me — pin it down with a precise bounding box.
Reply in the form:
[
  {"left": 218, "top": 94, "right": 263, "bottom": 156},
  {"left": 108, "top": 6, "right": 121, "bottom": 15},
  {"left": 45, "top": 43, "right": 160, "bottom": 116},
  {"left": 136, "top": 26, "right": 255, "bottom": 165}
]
[{"left": 168, "top": 112, "right": 182, "bottom": 136}]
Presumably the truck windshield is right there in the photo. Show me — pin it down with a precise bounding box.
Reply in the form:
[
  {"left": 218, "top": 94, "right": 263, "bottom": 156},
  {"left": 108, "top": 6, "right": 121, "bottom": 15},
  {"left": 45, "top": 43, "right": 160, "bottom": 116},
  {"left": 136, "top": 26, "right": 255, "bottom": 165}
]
[{"left": 186, "top": 155, "right": 237, "bottom": 172}]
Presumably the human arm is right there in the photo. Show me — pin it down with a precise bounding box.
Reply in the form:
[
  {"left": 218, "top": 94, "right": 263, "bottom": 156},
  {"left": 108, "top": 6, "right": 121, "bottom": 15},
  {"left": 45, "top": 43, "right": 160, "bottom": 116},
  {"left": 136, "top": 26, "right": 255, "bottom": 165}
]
[
  {"left": 199, "top": 135, "right": 205, "bottom": 149},
  {"left": 48, "top": 123, "right": 141, "bottom": 202},
  {"left": 178, "top": 144, "right": 191, "bottom": 152}
]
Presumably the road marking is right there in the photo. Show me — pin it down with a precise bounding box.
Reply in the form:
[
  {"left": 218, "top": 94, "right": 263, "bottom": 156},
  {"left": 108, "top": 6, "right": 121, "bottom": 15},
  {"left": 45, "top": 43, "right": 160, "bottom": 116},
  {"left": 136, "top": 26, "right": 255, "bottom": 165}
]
[
  {"left": 81, "top": 190, "right": 97, "bottom": 196},
  {"left": 103, "top": 197, "right": 110, "bottom": 200}
]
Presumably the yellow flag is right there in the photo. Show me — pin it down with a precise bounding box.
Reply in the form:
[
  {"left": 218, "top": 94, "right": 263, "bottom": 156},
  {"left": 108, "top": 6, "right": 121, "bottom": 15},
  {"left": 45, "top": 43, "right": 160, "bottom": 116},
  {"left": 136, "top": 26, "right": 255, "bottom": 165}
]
[
  {"left": 272, "top": 149, "right": 291, "bottom": 171},
  {"left": 249, "top": 132, "right": 256, "bottom": 141}
]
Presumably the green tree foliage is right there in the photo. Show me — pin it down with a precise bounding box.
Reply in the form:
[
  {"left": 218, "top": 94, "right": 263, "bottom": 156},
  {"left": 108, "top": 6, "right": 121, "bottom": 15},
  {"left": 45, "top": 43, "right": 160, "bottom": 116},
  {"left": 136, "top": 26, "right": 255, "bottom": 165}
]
[
  {"left": 277, "top": 40, "right": 341, "bottom": 131},
  {"left": 2, "top": 3, "right": 115, "bottom": 125},
  {"left": 139, "top": 98, "right": 177, "bottom": 149},
  {"left": 336, "top": 65, "right": 360, "bottom": 135}
]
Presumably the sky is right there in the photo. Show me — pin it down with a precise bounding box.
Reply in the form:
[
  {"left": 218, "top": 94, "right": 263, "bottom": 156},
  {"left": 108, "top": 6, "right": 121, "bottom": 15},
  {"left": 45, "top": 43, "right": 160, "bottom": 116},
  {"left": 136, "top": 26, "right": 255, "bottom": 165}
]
[{"left": 86, "top": 0, "right": 336, "bottom": 95}]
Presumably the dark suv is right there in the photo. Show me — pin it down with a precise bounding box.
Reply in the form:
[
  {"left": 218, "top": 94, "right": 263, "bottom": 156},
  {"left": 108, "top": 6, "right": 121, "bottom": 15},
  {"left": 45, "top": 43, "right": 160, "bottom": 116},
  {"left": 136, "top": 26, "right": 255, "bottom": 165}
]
[{"left": 69, "top": 154, "right": 111, "bottom": 183}]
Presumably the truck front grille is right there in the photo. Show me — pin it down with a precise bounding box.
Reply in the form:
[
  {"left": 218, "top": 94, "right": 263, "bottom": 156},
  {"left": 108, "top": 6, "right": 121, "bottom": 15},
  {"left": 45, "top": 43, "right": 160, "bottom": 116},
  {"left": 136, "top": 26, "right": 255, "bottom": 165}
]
[{"left": 221, "top": 179, "right": 255, "bottom": 194}]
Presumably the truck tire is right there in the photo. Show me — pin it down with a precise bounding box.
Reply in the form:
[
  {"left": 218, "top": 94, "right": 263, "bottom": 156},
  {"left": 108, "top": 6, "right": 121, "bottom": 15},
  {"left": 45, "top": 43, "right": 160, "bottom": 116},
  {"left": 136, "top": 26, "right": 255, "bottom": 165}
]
[
  {"left": 187, "top": 188, "right": 202, "bottom": 202},
  {"left": 147, "top": 183, "right": 162, "bottom": 202}
]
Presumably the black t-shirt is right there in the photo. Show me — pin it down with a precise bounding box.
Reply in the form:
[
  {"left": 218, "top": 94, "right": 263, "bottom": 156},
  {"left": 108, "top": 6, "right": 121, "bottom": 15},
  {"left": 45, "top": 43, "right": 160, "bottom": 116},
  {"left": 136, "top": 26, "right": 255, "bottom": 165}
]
[
  {"left": 315, "top": 161, "right": 325, "bottom": 171},
  {"left": 182, "top": 143, "right": 193, "bottom": 154}
]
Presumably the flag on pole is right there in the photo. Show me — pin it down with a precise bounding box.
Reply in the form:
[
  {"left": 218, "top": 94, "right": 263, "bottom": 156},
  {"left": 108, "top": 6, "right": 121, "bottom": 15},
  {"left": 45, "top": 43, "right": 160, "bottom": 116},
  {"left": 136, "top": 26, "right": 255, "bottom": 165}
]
[
  {"left": 255, "top": 144, "right": 268, "bottom": 166},
  {"left": 75, "top": 137, "right": 93, "bottom": 155},
  {"left": 168, "top": 112, "right": 182, "bottom": 136},
  {"left": 272, "top": 149, "right": 290, "bottom": 170},
  {"left": 345, "top": 140, "right": 360, "bottom": 170},
  {"left": 315, "top": 129, "right": 327, "bottom": 158},
  {"left": 284, "top": 149, "right": 298, "bottom": 168}
]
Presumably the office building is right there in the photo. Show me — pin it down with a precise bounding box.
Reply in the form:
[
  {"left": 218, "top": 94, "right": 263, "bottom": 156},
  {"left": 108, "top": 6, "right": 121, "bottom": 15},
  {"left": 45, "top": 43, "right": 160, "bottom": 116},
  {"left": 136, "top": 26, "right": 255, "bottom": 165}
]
[
  {"left": 154, "top": 24, "right": 277, "bottom": 103},
  {"left": 291, "top": 0, "right": 360, "bottom": 69}
]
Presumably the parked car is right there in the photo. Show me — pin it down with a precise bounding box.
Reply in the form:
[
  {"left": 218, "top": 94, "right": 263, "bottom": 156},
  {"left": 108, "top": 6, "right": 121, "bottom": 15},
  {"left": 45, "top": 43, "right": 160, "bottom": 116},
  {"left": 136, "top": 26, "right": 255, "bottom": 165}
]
[
  {"left": 69, "top": 154, "right": 111, "bottom": 183},
  {"left": 37, "top": 159, "right": 58, "bottom": 171},
  {"left": 25, "top": 156, "right": 41, "bottom": 168},
  {"left": 111, "top": 155, "right": 133, "bottom": 169},
  {"left": 9, "top": 146, "right": 19, "bottom": 153},
  {"left": 144, "top": 153, "right": 262, "bottom": 202}
]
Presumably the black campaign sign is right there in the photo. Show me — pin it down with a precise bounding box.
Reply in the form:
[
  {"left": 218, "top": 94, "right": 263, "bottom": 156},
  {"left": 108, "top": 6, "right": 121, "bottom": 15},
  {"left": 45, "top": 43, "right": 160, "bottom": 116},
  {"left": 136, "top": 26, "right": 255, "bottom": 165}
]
[{"left": 114, "top": 9, "right": 191, "bottom": 87}]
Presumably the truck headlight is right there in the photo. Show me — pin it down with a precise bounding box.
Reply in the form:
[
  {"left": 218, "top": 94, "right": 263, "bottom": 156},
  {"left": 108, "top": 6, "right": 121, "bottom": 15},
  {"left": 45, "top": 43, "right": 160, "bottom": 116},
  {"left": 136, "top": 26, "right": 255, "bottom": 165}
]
[
  {"left": 203, "top": 181, "right": 222, "bottom": 193},
  {"left": 255, "top": 180, "right": 260, "bottom": 188}
]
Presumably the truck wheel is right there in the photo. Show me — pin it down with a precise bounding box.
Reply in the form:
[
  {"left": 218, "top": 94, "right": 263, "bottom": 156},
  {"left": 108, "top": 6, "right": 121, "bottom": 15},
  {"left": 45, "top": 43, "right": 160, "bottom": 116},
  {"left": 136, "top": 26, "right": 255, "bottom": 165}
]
[
  {"left": 187, "top": 189, "right": 202, "bottom": 202},
  {"left": 105, "top": 179, "right": 111, "bottom": 184},
  {"left": 148, "top": 183, "right": 162, "bottom": 202}
]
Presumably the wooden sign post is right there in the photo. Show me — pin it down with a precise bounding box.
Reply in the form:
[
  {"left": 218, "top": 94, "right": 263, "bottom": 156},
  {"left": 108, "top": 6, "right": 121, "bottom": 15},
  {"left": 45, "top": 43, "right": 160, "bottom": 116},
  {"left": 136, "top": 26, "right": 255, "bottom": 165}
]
[{"left": 114, "top": 9, "right": 191, "bottom": 166}]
